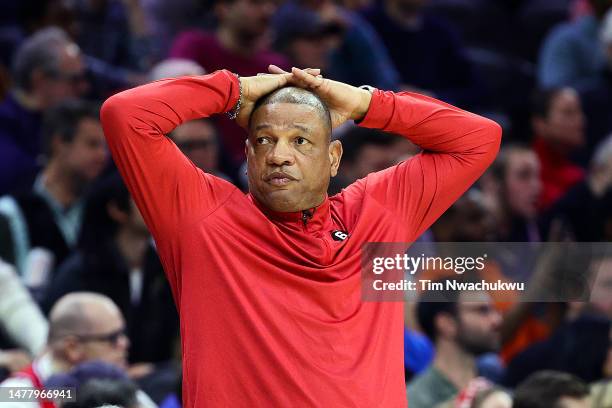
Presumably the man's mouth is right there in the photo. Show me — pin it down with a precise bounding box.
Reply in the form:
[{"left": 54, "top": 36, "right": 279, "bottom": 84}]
[{"left": 264, "top": 172, "right": 297, "bottom": 186}]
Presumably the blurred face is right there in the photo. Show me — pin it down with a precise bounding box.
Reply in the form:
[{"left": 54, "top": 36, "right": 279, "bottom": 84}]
[
  {"left": 451, "top": 198, "right": 496, "bottom": 242},
  {"left": 219, "top": 0, "right": 277, "bottom": 38},
  {"left": 172, "top": 120, "right": 219, "bottom": 173},
  {"left": 535, "top": 89, "right": 585, "bottom": 152},
  {"left": 456, "top": 292, "right": 502, "bottom": 356},
  {"left": 504, "top": 149, "right": 541, "bottom": 219},
  {"left": 59, "top": 118, "right": 108, "bottom": 183},
  {"left": 79, "top": 309, "right": 129, "bottom": 369},
  {"left": 40, "top": 44, "right": 89, "bottom": 108},
  {"left": 247, "top": 102, "right": 341, "bottom": 212}
]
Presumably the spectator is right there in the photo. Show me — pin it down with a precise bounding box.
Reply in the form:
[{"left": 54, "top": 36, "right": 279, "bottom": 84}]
[
  {"left": 43, "top": 173, "right": 179, "bottom": 366},
  {"left": 0, "top": 100, "right": 107, "bottom": 287},
  {"left": 274, "top": 0, "right": 401, "bottom": 90},
  {"left": 330, "top": 127, "right": 418, "bottom": 194},
  {"left": 46, "top": 361, "right": 146, "bottom": 408},
  {"left": 0, "top": 27, "right": 89, "bottom": 194},
  {"left": 513, "top": 370, "right": 591, "bottom": 408},
  {"left": 169, "top": 120, "right": 231, "bottom": 180},
  {"left": 169, "top": 0, "right": 290, "bottom": 168},
  {"left": 362, "top": 0, "right": 482, "bottom": 107},
  {"left": 148, "top": 59, "right": 205, "bottom": 82},
  {"left": 531, "top": 88, "right": 586, "bottom": 209},
  {"left": 538, "top": 0, "right": 612, "bottom": 91},
  {"left": 541, "top": 133, "right": 612, "bottom": 241},
  {"left": 407, "top": 281, "right": 502, "bottom": 408},
  {"left": 480, "top": 144, "right": 542, "bottom": 242},
  {"left": 0, "top": 293, "right": 131, "bottom": 408}
]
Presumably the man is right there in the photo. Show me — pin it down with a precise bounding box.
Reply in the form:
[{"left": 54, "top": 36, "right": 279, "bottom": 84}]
[
  {"left": 513, "top": 370, "right": 591, "bottom": 408},
  {"left": 0, "top": 100, "right": 107, "bottom": 285},
  {"left": 169, "top": 120, "right": 229, "bottom": 180},
  {"left": 538, "top": 0, "right": 612, "bottom": 91},
  {"left": 407, "top": 283, "right": 502, "bottom": 408},
  {"left": 100, "top": 66, "right": 501, "bottom": 406},
  {"left": 0, "top": 27, "right": 89, "bottom": 194},
  {"left": 531, "top": 88, "right": 586, "bottom": 209},
  {"left": 0, "top": 293, "right": 130, "bottom": 408},
  {"left": 362, "top": 0, "right": 481, "bottom": 107}
]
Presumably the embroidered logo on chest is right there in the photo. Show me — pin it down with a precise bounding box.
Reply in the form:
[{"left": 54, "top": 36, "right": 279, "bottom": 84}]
[{"left": 330, "top": 230, "right": 349, "bottom": 241}]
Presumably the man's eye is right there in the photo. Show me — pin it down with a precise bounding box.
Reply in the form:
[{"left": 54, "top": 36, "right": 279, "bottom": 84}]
[
  {"left": 295, "top": 137, "right": 308, "bottom": 145},
  {"left": 256, "top": 137, "right": 270, "bottom": 145}
]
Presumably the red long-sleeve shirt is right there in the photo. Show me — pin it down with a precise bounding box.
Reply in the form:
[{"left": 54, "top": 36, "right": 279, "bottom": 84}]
[{"left": 100, "top": 70, "right": 501, "bottom": 407}]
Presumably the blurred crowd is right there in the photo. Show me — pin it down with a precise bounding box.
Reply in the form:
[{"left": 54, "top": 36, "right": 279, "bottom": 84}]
[{"left": 0, "top": 0, "right": 612, "bottom": 407}]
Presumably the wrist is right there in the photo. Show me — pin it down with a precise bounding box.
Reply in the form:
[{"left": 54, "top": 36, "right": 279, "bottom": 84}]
[{"left": 352, "top": 87, "right": 373, "bottom": 122}]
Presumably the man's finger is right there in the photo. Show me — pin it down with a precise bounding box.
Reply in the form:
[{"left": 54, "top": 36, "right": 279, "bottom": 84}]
[
  {"left": 291, "top": 67, "right": 323, "bottom": 89},
  {"left": 268, "top": 64, "right": 288, "bottom": 74}
]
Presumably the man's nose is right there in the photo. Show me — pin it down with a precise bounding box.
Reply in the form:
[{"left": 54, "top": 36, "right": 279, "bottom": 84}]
[{"left": 267, "top": 141, "right": 295, "bottom": 166}]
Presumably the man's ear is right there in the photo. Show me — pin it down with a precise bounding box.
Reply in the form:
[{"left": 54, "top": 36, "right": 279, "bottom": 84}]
[
  {"left": 329, "top": 140, "right": 343, "bottom": 177},
  {"left": 532, "top": 116, "right": 547, "bottom": 138}
]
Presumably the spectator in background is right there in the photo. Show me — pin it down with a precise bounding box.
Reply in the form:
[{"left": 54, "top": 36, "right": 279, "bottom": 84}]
[
  {"left": 513, "top": 371, "right": 591, "bottom": 408},
  {"left": 407, "top": 282, "right": 502, "bottom": 408},
  {"left": 0, "top": 27, "right": 89, "bottom": 194},
  {"left": 0, "top": 100, "right": 107, "bottom": 288},
  {"left": 148, "top": 58, "right": 205, "bottom": 82},
  {"left": 46, "top": 361, "right": 147, "bottom": 408},
  {"left": 274, "top": 0, "right": 401, "bottom": 90},
  {"left": 541, "top": 133, "right": 612, "bottom": 241},
  {"left": 169, "top": 120, "right": 231, "bottom": 181},
  {"left": 330, "top": 126, "right": 418, "bottom": 194},
  {"left": 531, "top": 88, "right": 586, "bottom": 210},
  {"left": 480, "top": 144, "right": 542, "bottom": 242},
  {"left": 169, "top": 0, "right": 290, "bottom": 170},
  {"left": 538, "top": 0, "right": 612, "bottom": 91},
  {"left": 73, "top": 0, "right": 152, "bottom": 71},
  {"left": 43, "top": 173, "right": 179, "bottom": 367},
  {"left": 362, "top": 0, "right": 481, "bottom": 107},
  {"left": 0, "top": 259, "right": 48, "bottom": 381},
  {"left": 0, "top": 293, "right": 132, "bottom": 408}
]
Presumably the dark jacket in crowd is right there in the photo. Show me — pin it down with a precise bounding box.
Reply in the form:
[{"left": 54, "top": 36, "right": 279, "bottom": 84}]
[{"left": 42, "top": 240, "right": 179, "bottom": 364}]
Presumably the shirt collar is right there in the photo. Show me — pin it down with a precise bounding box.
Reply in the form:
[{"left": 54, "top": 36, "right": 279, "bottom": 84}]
[{"left": 247, "top": 193, "right": 331, "bottom": 232}]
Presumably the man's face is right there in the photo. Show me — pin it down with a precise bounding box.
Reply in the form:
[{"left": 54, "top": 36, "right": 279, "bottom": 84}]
[
  {"left": 504, "top": 150, "right": 541, "bottom": 219},
  {"left": 536, "top": 89, "right": 585, "bottom": 151},
  {"left": 60, "top": 118, "right": 108, "bottom": 183},
  {"left": 219, "top": 0, "right": 277, "bottom": 38},
  {"left": 247, "top": 102, "right": 340, "bottom": 212},
  {"left": 77, "top": 305, "right": 129, "bottom": 368},
  {"left": 41, "top": 44, "right": 89, "bottom": 108},
  {"left": 172, "top": 120, "right": 219, "bottom": 173},
  {"left": 455, "top": 292, "right": 501, "bottom": 356}
]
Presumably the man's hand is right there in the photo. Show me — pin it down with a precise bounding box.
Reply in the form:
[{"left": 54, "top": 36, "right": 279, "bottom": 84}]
[
  {"left": 268, "top": 65, "right": 373, "bottom": 128},
  {"left": 236, "top": 69, "right": 320, "bottom": 129}
]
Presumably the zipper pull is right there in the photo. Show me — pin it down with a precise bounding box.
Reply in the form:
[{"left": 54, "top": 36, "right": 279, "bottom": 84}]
[{"left": 302, "top": 210, "right": 313, "bottom": 227}]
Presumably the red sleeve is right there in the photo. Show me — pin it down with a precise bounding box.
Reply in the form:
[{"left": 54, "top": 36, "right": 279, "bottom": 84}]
[
  {"left": 100, "top": 70, "right": 240, "bottom": 286},
  {"left": 355, "top": 90, "right": 502, "bottom": 240}
]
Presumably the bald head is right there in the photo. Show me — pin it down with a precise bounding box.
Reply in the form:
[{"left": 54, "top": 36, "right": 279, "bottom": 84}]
[
  {"left": 48, "top": 292, "right": 122, "bottom": 343},
  {"left": 250, "top": 86, "right": 332, "bottom": 138}
]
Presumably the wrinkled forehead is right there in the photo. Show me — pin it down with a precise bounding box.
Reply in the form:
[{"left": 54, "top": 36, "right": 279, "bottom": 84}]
[{"left": 249, "top": 102, "right": 329, "bottom": 139}]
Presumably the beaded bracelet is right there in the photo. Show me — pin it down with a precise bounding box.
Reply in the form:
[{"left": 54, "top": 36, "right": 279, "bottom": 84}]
[{"left": 227, "top": 73, "right": 242, "bottom": 120}]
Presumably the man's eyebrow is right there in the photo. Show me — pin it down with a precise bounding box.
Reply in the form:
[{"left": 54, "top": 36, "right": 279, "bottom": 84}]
[{"left": 254, "top": 123, "right": 311, "bottom": 132}]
